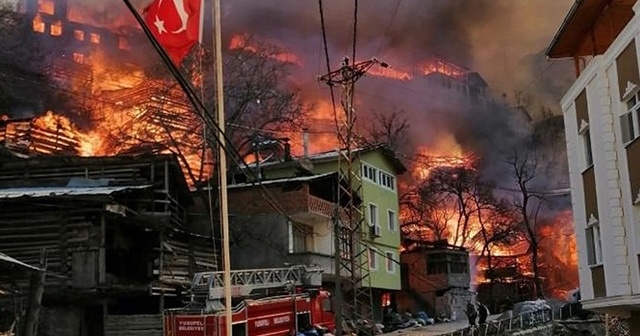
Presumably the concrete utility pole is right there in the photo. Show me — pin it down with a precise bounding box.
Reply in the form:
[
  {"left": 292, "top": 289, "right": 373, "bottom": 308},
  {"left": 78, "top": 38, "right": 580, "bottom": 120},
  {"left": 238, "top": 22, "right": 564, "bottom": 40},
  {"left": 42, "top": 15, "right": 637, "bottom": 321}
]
[{"left": 320, "top": 57, "right": 387, "bottom": 336}]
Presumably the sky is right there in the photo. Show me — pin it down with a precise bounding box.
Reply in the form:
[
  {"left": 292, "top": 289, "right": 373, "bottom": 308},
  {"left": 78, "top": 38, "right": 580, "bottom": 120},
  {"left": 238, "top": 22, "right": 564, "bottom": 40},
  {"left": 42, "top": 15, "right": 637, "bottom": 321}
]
[{"left": 217, "top": 0, "right": 576, "bottom": 104}]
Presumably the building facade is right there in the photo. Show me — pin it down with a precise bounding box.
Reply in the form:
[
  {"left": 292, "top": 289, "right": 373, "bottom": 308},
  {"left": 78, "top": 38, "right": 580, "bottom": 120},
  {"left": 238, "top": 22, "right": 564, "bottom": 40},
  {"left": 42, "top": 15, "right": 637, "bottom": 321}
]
[
  {"left": 243, "top": 146, "right": 406, "bottom": 321},
  {"left": 547, "top": 0, "right": 640, "bottom": 327},
  {"left": 397, "top": 241, "right": 472, "bottom": 320}
]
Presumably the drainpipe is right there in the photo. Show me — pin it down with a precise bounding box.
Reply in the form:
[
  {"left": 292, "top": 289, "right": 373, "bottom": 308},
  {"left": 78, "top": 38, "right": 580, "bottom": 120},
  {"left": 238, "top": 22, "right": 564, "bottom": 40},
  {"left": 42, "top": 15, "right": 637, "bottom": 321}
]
[{"left": 302, "top": 128, "right": 309, "bottom": 158}]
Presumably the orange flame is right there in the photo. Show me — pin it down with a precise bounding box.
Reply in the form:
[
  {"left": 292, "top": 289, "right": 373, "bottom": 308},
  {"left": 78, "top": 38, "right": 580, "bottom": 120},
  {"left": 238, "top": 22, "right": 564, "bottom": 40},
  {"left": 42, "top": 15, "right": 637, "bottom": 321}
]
[
  {"left": 32, "top": 13, "right": 45, "bottom": 33},
  {"left": 229, "top": 34, "right": 302, "bottom": 66}
]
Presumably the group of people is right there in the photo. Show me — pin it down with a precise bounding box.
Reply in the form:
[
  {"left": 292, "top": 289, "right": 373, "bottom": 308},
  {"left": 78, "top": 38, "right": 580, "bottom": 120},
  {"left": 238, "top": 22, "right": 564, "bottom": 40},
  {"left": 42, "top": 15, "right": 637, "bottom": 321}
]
[{"left": 465, "top": 301, "right": 490, "bottom": 326}]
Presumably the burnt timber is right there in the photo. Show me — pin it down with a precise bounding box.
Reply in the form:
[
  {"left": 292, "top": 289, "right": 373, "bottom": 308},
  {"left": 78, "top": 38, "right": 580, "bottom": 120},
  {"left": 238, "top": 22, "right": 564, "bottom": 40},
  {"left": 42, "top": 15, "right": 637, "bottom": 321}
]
[{"left": 0, "top": 154, "right": 217, "bottom": 336}]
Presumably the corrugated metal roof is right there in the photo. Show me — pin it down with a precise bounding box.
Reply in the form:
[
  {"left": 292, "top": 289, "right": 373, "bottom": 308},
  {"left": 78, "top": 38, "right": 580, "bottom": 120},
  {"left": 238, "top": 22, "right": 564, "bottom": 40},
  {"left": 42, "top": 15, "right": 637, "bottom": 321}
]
[
  {"left": 0, "top": 251, "right": 41, "bottom": 272},
  {"left": 0, "top": 185, "right": 152, "bottom": 199}
]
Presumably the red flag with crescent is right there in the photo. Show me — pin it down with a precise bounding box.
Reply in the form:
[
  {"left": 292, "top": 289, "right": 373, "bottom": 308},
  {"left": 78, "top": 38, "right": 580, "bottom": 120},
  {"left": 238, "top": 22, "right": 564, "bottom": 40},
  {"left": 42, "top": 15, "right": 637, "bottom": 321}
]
[{"left": 143, "top": 0, "right": 203, "bottom": 65}]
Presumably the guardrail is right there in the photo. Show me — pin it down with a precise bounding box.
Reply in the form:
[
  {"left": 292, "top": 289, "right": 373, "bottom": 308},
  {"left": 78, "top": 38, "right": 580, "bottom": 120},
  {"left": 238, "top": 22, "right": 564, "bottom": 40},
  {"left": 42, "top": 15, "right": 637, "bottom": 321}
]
[{"left": 440, "top": 302, "right": 581, "bottom": 336}]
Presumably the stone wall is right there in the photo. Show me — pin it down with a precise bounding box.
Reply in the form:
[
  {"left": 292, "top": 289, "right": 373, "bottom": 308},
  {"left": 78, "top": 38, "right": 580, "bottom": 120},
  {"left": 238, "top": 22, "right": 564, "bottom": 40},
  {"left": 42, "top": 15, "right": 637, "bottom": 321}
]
[{"left": 509, "top": 320, "right": 605, "bottom": 336}]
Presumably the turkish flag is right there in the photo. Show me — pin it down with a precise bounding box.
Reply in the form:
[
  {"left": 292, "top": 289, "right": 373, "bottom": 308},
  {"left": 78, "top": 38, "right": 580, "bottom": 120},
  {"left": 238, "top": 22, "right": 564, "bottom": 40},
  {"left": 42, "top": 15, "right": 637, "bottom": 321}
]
[{"left": 143, "top": 0, "right": 203, "bottom": 65}]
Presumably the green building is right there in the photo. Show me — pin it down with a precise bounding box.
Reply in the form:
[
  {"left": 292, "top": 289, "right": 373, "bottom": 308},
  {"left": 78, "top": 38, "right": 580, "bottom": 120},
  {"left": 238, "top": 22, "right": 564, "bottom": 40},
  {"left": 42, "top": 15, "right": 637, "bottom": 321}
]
[{"left": 240, "top": 145, "right": 406, "bottom": 321}]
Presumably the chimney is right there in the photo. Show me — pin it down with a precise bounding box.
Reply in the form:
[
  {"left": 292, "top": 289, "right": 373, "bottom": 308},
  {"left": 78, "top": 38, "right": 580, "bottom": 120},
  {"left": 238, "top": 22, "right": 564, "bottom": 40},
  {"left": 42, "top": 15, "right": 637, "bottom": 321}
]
[
  {"left": 283, "top": 138, "right": 291, "bottom": 162},
  {"left": 302, "top": 128, "right": 309, "bottom": 158}
]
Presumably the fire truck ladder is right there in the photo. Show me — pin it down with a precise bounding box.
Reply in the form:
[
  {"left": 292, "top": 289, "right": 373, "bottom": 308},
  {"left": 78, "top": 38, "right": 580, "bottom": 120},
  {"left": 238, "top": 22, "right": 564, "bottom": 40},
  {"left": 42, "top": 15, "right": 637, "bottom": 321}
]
[{"left": 191, "top": 265, "right": 323, "bottom": 301}]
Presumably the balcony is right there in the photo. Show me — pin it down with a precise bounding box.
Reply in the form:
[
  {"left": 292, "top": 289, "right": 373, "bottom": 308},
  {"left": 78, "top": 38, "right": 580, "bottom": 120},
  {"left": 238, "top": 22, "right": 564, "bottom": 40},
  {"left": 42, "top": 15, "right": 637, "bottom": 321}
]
[{"left": 289, "top": 194, "right": 338, "bottom": 225}]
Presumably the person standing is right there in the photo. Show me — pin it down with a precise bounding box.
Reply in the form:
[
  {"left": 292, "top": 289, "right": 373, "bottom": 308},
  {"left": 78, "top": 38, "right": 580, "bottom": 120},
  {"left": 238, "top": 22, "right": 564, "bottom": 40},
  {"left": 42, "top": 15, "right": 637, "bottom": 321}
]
[
  {"left": 465, "top": 301, "right": 478, "bottom": 326},
  {"left": 477, "top": 302, "right": 490, "bottom": 324}
]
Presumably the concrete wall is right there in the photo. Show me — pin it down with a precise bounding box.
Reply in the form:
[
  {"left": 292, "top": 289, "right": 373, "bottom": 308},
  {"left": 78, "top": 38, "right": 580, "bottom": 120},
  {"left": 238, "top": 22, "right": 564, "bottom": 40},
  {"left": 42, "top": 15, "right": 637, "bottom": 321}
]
[
  {"left": 230, "top": 214, "right": 290, "bottom": 270},
  {"left": 560, "top": 1, "right": 640, "bottom": 313}
]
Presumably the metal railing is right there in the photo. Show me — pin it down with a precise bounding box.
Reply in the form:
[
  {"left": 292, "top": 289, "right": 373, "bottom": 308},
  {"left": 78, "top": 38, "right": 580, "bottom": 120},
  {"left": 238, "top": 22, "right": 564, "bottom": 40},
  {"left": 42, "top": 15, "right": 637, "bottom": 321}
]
[{"left": 439, "top": 302, "right": 581, "bottom": 336}]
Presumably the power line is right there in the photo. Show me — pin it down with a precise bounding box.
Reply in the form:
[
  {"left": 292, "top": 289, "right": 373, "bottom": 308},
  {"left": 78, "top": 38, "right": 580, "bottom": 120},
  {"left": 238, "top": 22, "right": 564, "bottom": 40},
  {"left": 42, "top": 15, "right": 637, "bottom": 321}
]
[
  {"left": 317, "top": 0, "right": 340, "bottom": 138},
  {"left": 375, "top": 0, "right": 403, "bottom": 55},
  {"left": 351, "top": 0, "right": 358, "bottom": 64}
]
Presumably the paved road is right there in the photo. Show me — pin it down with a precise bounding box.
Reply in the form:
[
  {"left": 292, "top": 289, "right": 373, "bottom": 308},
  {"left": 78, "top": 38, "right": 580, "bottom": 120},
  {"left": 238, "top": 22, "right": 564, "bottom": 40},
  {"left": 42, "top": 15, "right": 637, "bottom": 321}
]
[{"left": 380, "top": 315, "right": 500, "bottom": 336}]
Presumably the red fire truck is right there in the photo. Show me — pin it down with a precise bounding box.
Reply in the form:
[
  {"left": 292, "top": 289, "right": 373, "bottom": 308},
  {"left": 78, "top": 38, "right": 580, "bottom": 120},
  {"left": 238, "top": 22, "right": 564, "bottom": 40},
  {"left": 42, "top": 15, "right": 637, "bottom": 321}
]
[{"left": 163, "top": 265, "right": 336, "bottom": 336}]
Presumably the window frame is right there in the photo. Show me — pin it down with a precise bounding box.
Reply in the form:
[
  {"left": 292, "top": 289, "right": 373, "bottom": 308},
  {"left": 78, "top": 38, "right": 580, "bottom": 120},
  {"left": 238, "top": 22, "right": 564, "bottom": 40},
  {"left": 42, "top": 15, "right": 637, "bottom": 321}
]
[
  {"left": 378, "top": 170, "right": 396, "bottom": 191},
  {"left": 291, "top": 223, "right": 314, "bottom": 253},
  {"left": 585, "top": 218, "right": 603, "bottom": 266},
  {"left": 362, "top": 163, "right": 378, "bottom": 183},
  {"left": 387, "top": 209, "right": 397, "bottom": 232},
  {"left": 385, "top": 251, "right": 396, "bottom": 273},
  {"left": 621, "top": 92, "right": 640, "bottom": 146},
  {"left": 578, "top": 120, "right": 593, "bottom": 170},
  {"left": 368, "top": 202, "right": 379, "bottom": 230},
  {"left": 368, "top": 248, "right": 378, "bottom": 270}
]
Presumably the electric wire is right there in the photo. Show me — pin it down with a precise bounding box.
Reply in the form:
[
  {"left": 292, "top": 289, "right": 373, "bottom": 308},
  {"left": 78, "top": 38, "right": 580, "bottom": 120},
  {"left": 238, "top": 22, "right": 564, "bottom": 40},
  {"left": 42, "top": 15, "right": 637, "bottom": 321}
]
[
  {"left": 351, "top": 0, "right": 358, "bottom": 64},
  {"left": 122, "top": 0, "right": 298, "bottom": 232},
  {"left": 375, "top": 0, "right": 402, "bottom": 56},
  {"left": 317, "top": 0, "right": 340, "bottom": 138}
]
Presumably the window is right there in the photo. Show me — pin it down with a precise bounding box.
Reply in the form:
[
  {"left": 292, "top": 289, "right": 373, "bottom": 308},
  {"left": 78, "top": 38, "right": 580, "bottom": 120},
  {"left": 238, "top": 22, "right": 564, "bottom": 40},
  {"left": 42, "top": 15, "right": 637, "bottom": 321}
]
[
  {"left": 586, "top": 222, "right": 603, "bottom": 266},
  {"left": 387, "top": 210, "right": 397, "bottom": 231},
  {"left": 362, "top": 164, "right": 378, "bottom": 183},
  {"left": 381, "top": 293, "right": 391, "bottom": 307},
  {"left": 50, "top": 20, "right": 62, "bottom": 36},
  {"left": 362, "top": 163, "right": 396, "bottom": 191},
  {"left": 38, "top": 0, "right": 54, "bottom": 15},
  {"left": 369, "top": 248, "right": 377, "bottom": 269},
  {"left": 426, "top": 252, "right": 468, "bottom": 275},
  {"left": 74, "top": 29, "right": 85, "bottom": 41},
  {"left": 582, "top": 128, "right": 593, "bottom": 167},
  {"left": 292, "top": 224, "right": 314, "bottom": 253},
  {"left": 118, "top": 36, "right": 131, "bottom": 50},
  {"left": 449, "top": 254, "right": 468, "bottom": 274},
  {"left": 72, "top": 53, "right": 84, "bottom": 64},
  {"left": 621, "top": 92, "right": 640, "bottom": 144},
  {"left": 90, "top": 33, "right": 101, "bottom": 44},
  {"left": 379, "top": 171, "right": 396, "bottom": 191},
  {"left": 32, "top": 15, "right": 45, "bottom": 33},
  {"left": 386, "top": 252, "right": 396, "bottom": 273},
  {"left": 368, "top": 203, "right": 379, "bottom": 228}
]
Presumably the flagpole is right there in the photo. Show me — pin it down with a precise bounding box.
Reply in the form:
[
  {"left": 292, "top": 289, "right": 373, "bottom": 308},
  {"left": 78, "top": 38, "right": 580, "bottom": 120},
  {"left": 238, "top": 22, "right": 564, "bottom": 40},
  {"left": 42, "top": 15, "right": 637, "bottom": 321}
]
[
  {"left": 120, "top": 0, "right": 232, "bottom": 333},
  {"left": 212, "top": 0, "right": 234, "bottom": 335}
]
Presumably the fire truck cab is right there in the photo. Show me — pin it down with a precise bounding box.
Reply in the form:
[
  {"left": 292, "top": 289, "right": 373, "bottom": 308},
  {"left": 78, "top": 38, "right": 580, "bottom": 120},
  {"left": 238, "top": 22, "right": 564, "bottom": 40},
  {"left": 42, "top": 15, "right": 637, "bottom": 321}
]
[{"left": 163, "top": 265, "right": 336, "bottom": 336}]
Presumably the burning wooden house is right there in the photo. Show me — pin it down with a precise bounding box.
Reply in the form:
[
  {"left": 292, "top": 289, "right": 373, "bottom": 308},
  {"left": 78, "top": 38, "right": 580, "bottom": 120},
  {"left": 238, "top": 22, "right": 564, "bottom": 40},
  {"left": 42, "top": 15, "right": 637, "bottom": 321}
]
[
  {"left": 0, "top": 112, "right": 86, "bottom": 157},
  {"left": 0, "top": 154, "right": 217, "bottom": 336}
]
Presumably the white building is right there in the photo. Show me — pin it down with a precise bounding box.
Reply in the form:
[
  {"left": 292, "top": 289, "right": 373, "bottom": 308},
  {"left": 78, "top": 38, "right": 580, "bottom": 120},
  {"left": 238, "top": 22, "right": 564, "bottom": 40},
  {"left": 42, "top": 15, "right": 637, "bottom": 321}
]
[{"left": 547, "top": 0, "right": 640, "bottom": 329}]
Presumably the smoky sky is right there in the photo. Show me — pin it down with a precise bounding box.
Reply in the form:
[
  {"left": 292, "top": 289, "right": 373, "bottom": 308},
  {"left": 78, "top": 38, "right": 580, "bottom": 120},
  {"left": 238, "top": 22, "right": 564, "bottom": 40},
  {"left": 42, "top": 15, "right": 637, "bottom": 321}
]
[{"left": 219, "top": 0, "right": 574, "bottom": 97}]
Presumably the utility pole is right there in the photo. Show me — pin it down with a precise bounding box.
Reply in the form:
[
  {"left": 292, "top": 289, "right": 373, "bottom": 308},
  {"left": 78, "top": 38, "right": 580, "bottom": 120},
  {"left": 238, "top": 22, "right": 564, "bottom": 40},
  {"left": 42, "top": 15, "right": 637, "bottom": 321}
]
[{"left": 320, "top": 57, "right": 387, "bottom": 336}]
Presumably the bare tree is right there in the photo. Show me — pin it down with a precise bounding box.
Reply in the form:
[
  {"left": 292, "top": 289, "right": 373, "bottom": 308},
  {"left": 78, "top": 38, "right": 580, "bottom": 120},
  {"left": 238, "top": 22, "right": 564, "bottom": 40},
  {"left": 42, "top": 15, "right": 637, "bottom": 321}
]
[
  {"left": 83, "top": 35, "right": 308, "bottom": 186},
  {"left": 400, "top": 186, "right": 452, "bottom": 242},
  {"left": 200, "top": 36, "right": 308, "bottom": 162},
  {"left": 508, "top": 147, "right": 545, "bottom": 299},
  {"left": 470, "top": 190, "right": 520, "bottom": 304},
  {"left": 362, "top": 108, "right": 410, "bottom": 151}
]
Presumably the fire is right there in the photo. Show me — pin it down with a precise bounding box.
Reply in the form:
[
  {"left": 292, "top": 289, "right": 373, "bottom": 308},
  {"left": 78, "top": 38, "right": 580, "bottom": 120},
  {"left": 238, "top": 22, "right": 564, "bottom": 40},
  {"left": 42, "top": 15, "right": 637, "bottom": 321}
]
[
  {"left": 412, "top": 134, "right": 473, "bottom": 179},
  {"left": 421, "top": 58, "right": 468, "bottom": 80},
  {"left": 229, "top": 34, "right": 302, "bottom": 66},
  {"left": 32, "top": 13, "right": 45, "bottom": 33},
  {"left": 368, "top": 66, "right": 412, "bottom": 81},
  {"left": 38, "top": 0, "right": 54, "bottom": 15},
  {"left": 50, "top": 20, "right": 62, "bottom": 36}
]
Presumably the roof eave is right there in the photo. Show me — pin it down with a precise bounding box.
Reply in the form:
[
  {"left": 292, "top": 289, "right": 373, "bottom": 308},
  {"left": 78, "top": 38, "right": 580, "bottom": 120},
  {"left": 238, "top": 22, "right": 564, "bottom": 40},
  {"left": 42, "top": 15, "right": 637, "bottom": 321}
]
[{"left": 546, "top": 0, "right": 584, "bottom": 59}]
